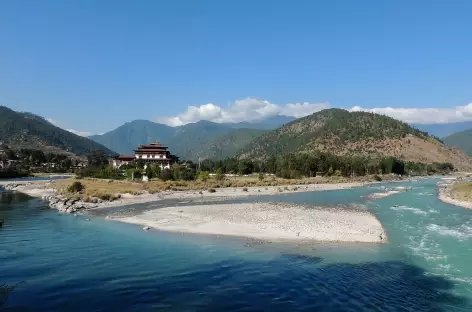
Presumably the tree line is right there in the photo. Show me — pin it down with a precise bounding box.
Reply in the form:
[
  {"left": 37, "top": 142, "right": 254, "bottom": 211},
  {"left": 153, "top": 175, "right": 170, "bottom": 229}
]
[{"left": 77, "top": 149, "right": 455, "bottom": 182}]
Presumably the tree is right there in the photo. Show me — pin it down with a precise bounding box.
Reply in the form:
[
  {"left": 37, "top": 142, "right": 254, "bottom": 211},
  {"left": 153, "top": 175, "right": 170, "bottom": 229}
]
[
  {"left": 160, "top": 168, "right": 173, "bottom": 181},
  {"left": 198, "top": 171, "right": 210, "bottom": 182},
  {"left": 215, "top": 168, "right": 225, "bottom": 181},
  {"left": 87, "top": 150, "right": 109, "bottom": 168},
  {"left": 145, "top": 165, "right": 154, "bottom": 179}
]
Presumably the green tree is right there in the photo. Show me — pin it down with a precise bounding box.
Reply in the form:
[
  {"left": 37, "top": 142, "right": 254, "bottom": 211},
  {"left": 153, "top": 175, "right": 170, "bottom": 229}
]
[{"left": 215, "top": 168, "right": 225, "bottom": 181}]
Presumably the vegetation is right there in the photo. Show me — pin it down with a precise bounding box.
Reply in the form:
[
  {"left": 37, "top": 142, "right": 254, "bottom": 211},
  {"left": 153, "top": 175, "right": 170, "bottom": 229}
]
[
  {"left": 443, "top": 128, "right": 472, "bottom": 156},
  {"left": 201, "top": 128, "right": 268, "bottom": 160},
  {"left": 0, "top": 106, "right": 116, "bottom": 156},
  {"left": 237, "top": 108, "right": 453, "bottom": 163},
  {"left": 198, "top": 153, "right": 455, "bottom": 178},
  {"left": 89, "top": 115, "right": 292, "bottom": 161},
  {"left": 67, "top": 181, "right": 84, "bottom": 193}
]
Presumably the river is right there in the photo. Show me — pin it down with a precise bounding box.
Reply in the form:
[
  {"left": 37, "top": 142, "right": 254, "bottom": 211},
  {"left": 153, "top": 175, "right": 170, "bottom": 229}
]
[{"left": 1, "top": 178, "right": 471, "bottom": 311}]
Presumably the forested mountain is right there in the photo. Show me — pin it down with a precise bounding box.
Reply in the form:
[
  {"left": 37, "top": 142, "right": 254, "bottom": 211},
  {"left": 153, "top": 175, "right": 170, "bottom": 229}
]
[
  {"left": 199, "top": 128, "right": 267, "bottom": 160},
  {"left": 89, "top": 120, "right": 175, "bottom": 156},
  {"left": 443, "top": 129, "right": 472, "bottom": 156},
  {"left": 90, "top": 120, "right": 272, "bottom": 161},
  {"left": 230, "top": 115, "right": 296, "bottom": 130},
  {"left": 0, "top": 106, "right": 116, "bottom": 156},
  {"left": 238, "top": 108, "right": 472, "bottom": 170},
  {"left": 90, "top": 120, "right": 238, "bottom": 160}
]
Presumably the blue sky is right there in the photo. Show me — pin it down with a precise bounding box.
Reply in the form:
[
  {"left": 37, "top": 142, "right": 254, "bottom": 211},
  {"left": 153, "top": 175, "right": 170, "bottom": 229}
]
[{"left": 1, "top": 0, "right": 472, "bottom": 135}]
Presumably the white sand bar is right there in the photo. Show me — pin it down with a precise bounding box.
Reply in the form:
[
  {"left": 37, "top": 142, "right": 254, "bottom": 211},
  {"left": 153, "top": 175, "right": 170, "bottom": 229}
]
[{"left": 114, "top": 203, "right": 387, "bottom": 243}]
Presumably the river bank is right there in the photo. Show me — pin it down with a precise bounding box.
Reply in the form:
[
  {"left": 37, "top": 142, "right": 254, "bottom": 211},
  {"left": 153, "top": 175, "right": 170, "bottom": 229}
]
[
  {"left": 2, "top": 179, "right": 368, "bottom": 213},
  {"left": 438, "top": 177, "right": 472, "bottom": 210}
]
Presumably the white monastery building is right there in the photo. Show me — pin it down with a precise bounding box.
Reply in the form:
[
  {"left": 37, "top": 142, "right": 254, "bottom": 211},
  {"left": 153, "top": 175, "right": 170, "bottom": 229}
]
[{"left": 112, "top": 142, "right": 178, "bottom": 169}]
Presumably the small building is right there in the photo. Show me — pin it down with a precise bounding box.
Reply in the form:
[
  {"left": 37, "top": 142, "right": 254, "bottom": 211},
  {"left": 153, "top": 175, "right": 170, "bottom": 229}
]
[
  {"left": 112, "top": 155, "right": 135, "bottom": 168},
  {"left": 113, "top": 142, "right": 178, "bottom": 169}
]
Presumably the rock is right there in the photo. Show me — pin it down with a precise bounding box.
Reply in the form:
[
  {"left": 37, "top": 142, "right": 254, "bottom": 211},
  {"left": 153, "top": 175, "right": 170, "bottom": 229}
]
[{"left": 143, "top": 226, "right": 151, "bottom": 231}]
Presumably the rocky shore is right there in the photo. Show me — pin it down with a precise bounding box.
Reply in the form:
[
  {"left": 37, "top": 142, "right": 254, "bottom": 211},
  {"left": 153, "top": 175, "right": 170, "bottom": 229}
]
[
  {"left": 1, "top": 180, "right": 369, "bottom": 214},
  {"left": 3, "top": 182, "right": 99, "bottom": 213}
]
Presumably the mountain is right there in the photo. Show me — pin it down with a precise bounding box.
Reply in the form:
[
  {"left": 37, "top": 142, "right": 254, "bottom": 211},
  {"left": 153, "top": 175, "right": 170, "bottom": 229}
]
[
  {"left": 443, "top": 129, "right": 472, "bottom": 157},
  {"left": 90, "top": 120, "right": 236, "bottom": 160},
  {"left": 200, "top": 128, "right": 268, "bottom": 160},
  {"left": 231, "top": 115, "right": 296, "bottom": 130},
  {"left": 0, "top": 106, "right": 116, "bottom": 156},
  {"left": 89, "top": 120, "right": 175, "bottom": 156},
  {"left": 90, "top": 116, "right": 291, "bottom": 161},
  {"left": 412, "top": 122, "right": 472, "bottom": 138},
  {"left": 238, "top": 108, "right": 472, "bottom": 170}
]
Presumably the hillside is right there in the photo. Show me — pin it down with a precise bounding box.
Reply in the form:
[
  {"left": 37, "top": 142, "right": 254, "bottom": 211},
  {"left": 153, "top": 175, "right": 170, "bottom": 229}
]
[
  {"left": 90, "top": 120, "right": 236, "bottom": 160},
  {"left": 0, "top": 106, "right": 116, "bottom": 156},
  {"left": 238, "top": 108, "right": 472, "bottom": 170},
  {"left": 89, "top": 120, "right": 175, "bottom": 156},
  {"left": 443, "top": 129, "right": 472, "bottom": 156},
  {"left": 200, "top": 128, "right": 267, "bottom": 160},
  {"left": 90, "top": 119, "right": 275, "bottom": 161}
]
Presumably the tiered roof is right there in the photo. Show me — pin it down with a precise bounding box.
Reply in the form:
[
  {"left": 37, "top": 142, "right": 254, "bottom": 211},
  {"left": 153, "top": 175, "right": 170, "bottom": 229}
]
[{"left": 134, "top": 142, "right": 169, "bottom": 153}]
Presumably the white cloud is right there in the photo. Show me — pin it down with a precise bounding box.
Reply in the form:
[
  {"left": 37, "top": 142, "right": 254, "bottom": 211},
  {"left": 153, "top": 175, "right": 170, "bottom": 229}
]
[
  {"left": 46, "top": 118, "right": 58, "bottom": 125},
  {"left": 66, "top": 129, "right": 93, "bottom": 137},
  {"left": 157, "top": 97, "right": 331, "bottom": 126},
  {"left": 349, "top": 103, "right": 472, "bottom": 124},
  {"left": 47, "top": 117, "right": 93, "bottom": 137}
]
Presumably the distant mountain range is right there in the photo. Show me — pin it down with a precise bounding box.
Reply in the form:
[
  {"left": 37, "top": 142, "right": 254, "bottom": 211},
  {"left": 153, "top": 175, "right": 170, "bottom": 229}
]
[
  {"left": 0, "top": 106, "right": 115, "bottom": 156},
  {"left": 88, "top": 115, "right": 293, "bottom": 160},
  {"left": 89, "top": 109, "right": 472, "bottom": 170},
  {"left": 3, "top": 103, "right": 469, "bottom": 168},
  {"left": 413, "top": 122, "right": 472, "bottom": 138},
  {"left": 238, "top": 109, "right": 472, "bottom": 170}
]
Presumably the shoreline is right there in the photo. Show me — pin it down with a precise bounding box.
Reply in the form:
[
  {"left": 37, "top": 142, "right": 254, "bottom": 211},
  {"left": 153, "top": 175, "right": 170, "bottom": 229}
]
[
  {"left": 110, "top": 202, "right": 387, "bottom": 243},
  {"left": 2, "top": 180, "right": 368, "bottom": 213},
  {"left": 438, "top": 179, "right": 472, "bottom": 210},
  {"left": 1, "top": 179, "right": 390, "bottom": 243}
]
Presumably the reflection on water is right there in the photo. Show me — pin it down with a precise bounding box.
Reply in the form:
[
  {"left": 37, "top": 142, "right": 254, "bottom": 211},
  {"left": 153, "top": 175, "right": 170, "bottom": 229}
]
[{"left": 1, "top": 178, "right": 472, "bottom": 311}]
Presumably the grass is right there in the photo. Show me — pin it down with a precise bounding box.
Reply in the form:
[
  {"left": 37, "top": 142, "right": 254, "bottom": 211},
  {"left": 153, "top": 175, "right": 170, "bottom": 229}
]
[
  {"left": 51, "top": 174, "right": 402, "bottom": 202},
  {"left": 451, "top": 182, "right": 472, "bottom": 202}
]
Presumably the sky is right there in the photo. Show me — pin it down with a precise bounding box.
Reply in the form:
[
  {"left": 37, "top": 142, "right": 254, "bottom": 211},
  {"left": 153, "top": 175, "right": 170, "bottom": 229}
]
[{"left": 1, "top": 0, "right": 472, "bottom": 136}]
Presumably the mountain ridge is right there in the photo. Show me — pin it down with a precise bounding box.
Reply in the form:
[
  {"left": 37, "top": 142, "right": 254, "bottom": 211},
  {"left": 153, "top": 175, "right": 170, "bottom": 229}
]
[
  {"left": 443, "top": 128, "right": 472, "bottom": 157},
  {"left": 89, "top": 116, "right": 291, "bottom": 160},
  {"left": 238, "top": 108, "right": 472, "bottom": 170},
  {"left": 0, "top": 106, "right": 116, "bottom": 156}
]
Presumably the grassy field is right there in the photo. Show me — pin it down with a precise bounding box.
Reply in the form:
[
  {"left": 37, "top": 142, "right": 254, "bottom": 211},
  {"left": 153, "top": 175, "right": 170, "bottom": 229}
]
[
  {"left": 51, "top": 174, "right": 396, "bottom": 202},
  {"left": 451, "top": 182, "right": 472, "bottom": 202}
]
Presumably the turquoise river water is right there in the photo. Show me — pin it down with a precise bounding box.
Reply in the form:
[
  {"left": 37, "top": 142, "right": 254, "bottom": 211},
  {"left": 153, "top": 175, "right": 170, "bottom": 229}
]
[{"left": 1, "top": 178, "right": 472, "bottom": 311}]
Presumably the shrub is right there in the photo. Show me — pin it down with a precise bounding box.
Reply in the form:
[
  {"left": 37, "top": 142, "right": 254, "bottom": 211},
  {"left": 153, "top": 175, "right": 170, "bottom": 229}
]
[
  {"left": 198, "top": 171, "right": 210, "bottom": 182},
  {"left": 67, "top": 181, "right": 84, "bottom": 193},
  {"left": 373, "top": 175, "right": 383, "bottom": 181},
  {"left": 258, "top": 173, "right": 265, "bottom": 181},
  {"left": 215, "top": 168, "right": 225, "bottom": 181}
]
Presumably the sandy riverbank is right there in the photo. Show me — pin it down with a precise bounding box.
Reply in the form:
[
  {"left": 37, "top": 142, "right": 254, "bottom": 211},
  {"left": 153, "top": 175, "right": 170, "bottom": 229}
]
[{"left": 111, "top": 202, "right": 387, "bottom": 243}]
